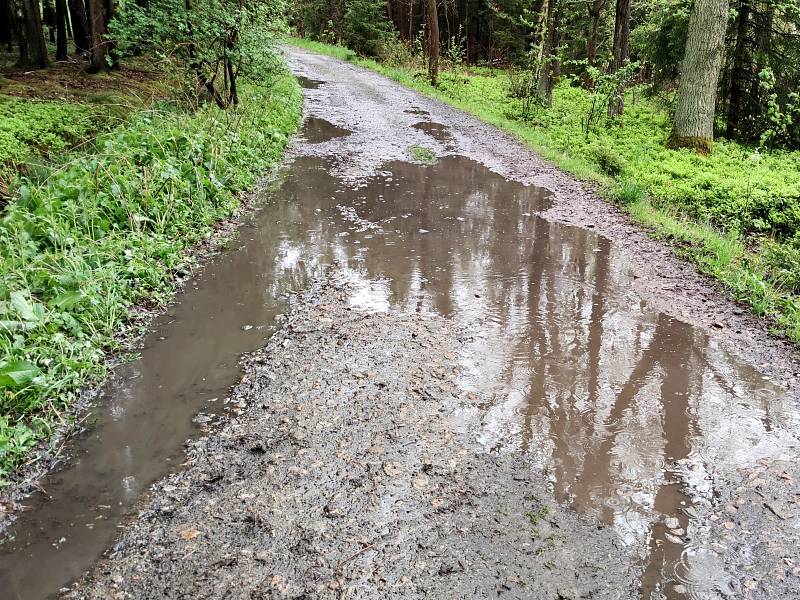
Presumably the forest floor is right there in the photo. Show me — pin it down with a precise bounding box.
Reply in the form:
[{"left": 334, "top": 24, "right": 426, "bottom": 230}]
[
  {"left": 0, "top": 54, "right": 169, "bottom": 195},
  {"left": 61, "top": 48, "right": 800, "bottom": 600}
]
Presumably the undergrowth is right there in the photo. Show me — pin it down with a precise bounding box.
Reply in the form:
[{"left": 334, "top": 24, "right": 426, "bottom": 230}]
[
  {"left": 0, "top": 70, "right": 302, "bottom": 481},
  {"left": 288, "top": 36, "right": 800, "bottom": 342}
]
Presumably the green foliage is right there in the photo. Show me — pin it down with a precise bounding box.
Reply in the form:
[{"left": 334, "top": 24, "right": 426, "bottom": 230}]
[
  {"left": 111, "top": 0, "right": 288, "bottom": 105},
  {"left": 410, "top": 145, "right": 436, "bottom": 164},
  {"left": 0, "top": 99, "right": 98, "bottom": 189},
  {"left": 759, "top": 68, "right": 800, "bottom": 150},
  {"left": 0, "top": 70, "right": 302, "bottom": 481},
  {"left": 342, "top": 0, "right": 390, "bottom": 56}
]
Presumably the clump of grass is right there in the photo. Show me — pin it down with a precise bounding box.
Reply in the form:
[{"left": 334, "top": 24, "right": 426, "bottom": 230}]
[
  {"left": 611, "top": 178, "right": 647, "bottom": 205},
  {"left": 526, "top": 506, "right": 550, "bottom": 526},
  {"left": 0, "top": 69, "right": 302, "bottom": 482},
  {"left": 410, "top": 144, "right": 437, "bottom": 164}
]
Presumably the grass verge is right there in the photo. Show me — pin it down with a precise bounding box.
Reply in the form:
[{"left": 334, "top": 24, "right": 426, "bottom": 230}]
[
  {"left": 287, "top": 36, "right": 800, "bottom": 343},
  {"left": 0, "top": 67, "right": 302, "bottom": 482}
]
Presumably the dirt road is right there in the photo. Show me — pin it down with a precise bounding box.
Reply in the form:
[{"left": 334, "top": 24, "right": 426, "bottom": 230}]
[{"left": 62, "top": 48, "right": 799, "bottom": 599}]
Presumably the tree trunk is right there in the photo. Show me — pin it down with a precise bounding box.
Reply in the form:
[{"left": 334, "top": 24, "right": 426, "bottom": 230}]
[
  {"left": 536, "top": 0, "right": 558, "bottom": 107},
  {"left": 0, "top": 0, "right": 12, "bottom": 49},
  {"left": 55, "top": 0, "right": 68, "bottom": 59},
  {"left": 584, "top": 0, "right": 605, "bottom": 87},
  {"left": 426, "top": 0, "right": 439, "bottom": 85},
  {"left": 668, "top": 0, "right": 731, "bottom": 154},
  {"left": 43, "top": 0, "right": 56, "bottom": 42},
  {"left": 20, "top": 0, "right": 49, "bottom": 68},
  {"left": 607, "top": 0, "right": 630, "bottom": 117},
  {"left": 88, "top": 0, "right": 107, "bottom": 70},
  {"left": 725, "top": 0, "right": 750, "bottom": 138},
  {"left": 68, "top": 0, "right": 89, "bottom": 51}
]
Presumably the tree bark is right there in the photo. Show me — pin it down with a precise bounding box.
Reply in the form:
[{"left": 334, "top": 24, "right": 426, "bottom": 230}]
[
  {"left": 88, "top": 0, "right": 108, "bottom": 70},
  {"left": 668, "top": 0, "right": 731, "bottom": 153},
  {"left": 0, "top": 0, "right": 12, "bottom": 49},
  {"left": 68, "top": 0, "right": 89, "bottom": 51},
  {"left": 607, "top": 0, "right": 630, "bottom": 117},
  {"left": 725, "top": 0, "right": 750, "bottom": 138},
  {"left": 20, "top": 0, "right": 49, "bottom": 68},
  {"left": 55, "top": 0, "right": 68, "bottom": 59},
  {"left": 584, "top": 0, "right": 605, "bottom": 87},
  {"left": 43, "top": 0, "right": 56, "bottom": 42},
  {"left": 536, "top": 0, "right": 559, "bottom": 107},
  {"left": 426, "top": 0, "right": 439, "bottom": 85}
]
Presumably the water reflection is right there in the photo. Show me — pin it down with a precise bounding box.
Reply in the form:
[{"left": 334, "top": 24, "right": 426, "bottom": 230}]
[
  {"left": 2, "top": 148, "right": 795, "bottom": 599},
  {"left": 260, "top": 154, "right": 795, "bottom": 598}
]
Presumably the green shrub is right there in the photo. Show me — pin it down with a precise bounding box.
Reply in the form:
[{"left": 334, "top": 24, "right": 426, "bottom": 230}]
[
  {"left": 0, "top": 98, "right": 100, "bottom": 189},
  {"left": 589, "top": 141, "right": 626, "bottom": 177}
]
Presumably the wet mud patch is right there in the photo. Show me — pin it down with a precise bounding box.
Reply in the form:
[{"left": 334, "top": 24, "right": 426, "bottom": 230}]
[
  {"left": 65, "top": 278, "right": 641, "bottom": 600},
  {"left": 296, "top": 75, "right": 325, "bottom": 89},
  {"left": 301, "top": 116, "right": 351, "bottom": 143},
  {"left": 404, "top": 106, "right": 430, "bottom": 116},
  {"left": 412, "top": 121, "right": 452, "bottom": 145}
]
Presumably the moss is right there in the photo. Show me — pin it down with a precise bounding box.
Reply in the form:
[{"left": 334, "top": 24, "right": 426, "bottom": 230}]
[{"left": 666, "top": 131, "right": 714, "bottom": 155}]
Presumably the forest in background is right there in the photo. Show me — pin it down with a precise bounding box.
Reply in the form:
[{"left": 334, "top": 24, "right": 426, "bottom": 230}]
[{"left": 287, "top": 0, "right": 800, "bottom": 344}]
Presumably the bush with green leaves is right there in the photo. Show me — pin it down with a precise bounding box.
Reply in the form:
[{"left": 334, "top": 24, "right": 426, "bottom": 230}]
[
  {"left": 342, "top": 0, "right": 390, "bottom": 56},
  {"left": 111, "top": 0, "right": 288, "bottom": 107},
  {"left": 0, "top": 70, "right": 301, "bottom": 482}
]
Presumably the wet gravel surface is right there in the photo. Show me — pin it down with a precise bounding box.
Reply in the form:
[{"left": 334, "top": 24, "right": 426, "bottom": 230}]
[
  {"left": 66, "top": 278, "right": 639, "bottom": 599},
  {"left": 31, "top": 47, "right": 800, "bottom": 599},
  {"left": 285, "top": 47, "right": 799, "bottom": 396}
]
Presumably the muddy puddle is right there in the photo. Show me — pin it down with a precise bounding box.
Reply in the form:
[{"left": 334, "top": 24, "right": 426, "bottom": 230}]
[
  {"left": 412, "top": 120, "right": 452, "bottom": 144},
  {"left": 301, "top": 117, "right": 350, "bottom": 143},
  {"left": 1, "top": 116, "right": 796, "bottom": 600},
  {"left": 296, "top": 75, "right": 325, "bottom": 89}
]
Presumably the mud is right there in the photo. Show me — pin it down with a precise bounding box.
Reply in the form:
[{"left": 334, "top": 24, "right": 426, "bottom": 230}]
[{"left": 66, "top": 278, "right": 640, "bottom": 599}]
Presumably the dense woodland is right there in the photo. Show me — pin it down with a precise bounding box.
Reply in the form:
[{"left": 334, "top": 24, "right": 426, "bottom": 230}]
[{"left": 3, "top": 0, "right": 799, "bottom": 150}]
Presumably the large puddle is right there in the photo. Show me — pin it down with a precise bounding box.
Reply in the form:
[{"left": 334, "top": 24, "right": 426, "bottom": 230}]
[{"left": 1, "top": 119, "right": 796, "bottom": 599}]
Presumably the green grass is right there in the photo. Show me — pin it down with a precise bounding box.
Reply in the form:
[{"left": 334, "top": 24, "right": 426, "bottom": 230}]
[
  {"left": 410, "top": 144, "right": 437, "bottom": 164},
  {"left": 0, "top": 68, "right": 302, "bottom": 481},
  {"left": 288, "top": 36, "right": 800, "bottom": 342},
  {"left": 0, "top": 99, "right": 98, "bottom": 183}
]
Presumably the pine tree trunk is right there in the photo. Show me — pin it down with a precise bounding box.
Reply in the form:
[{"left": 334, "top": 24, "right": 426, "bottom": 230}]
[
  {"left": 55, "top": 0, "right": 68, "bottom": 59},
  {"left": 668, "top": 0, "right": 730, "bottom": 153},
  {"left": 426, "top": 0, "right": 439, "bottom": 85},
  {"left": 67, "top": 0, "right": 89, "bottom": 51},
  {"left": 88, "top": 0, "right": 107, "bottom": 70},
  {"left": 43, "top": 0, "right": 56, "bottom": 42},
  {"left": 0, "top": 0, "right": 12, "bottom": 49},
  {"left": 583, "top": 0, "right": 604, "bottom": 87},
  {"left": 607, "top": 0, "right": 630, "bottom": 117},
  {"left": 725, "top": 0, "right": 750, "bottom": 138},
  {"left": 21, "top": 0, "right": 49, "bottom": 68},
  {"left": 536, "top": 0, "right": 558, "bottom": 107}
]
